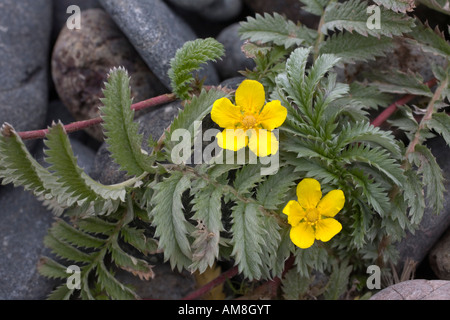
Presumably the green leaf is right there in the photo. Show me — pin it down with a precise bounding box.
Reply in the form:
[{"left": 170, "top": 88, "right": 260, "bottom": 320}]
[
  {"left": 38, "top": 256, "right": 70, "bottom": 280},
  {"left": 345, "top": 168, "right": 391, "bottom": 216},
  {"left": 49, "top": 219, "right": 106, "bottom": 249},
  {"left": 230, "top": 202, "right": 266, "bottom": 280},
  {"left": 369, "top": 69, "right": 433, "bottom": 97},
  {"left": 168, "top": 38, "right": 224, "bottom": 100},
  {"left": 95, "top": 261, "right": 140, "bottom": 300},
  {"left": 282, "top": 267, "right": 312, "bottom": 299},
  {"left": 319, "top": 32, "right": 395, "bottom": 64},
  {"left": 335, "top": 121, "right": 402, "bottom": 157},
  {"left": 239, "top": 12, "right": 317, "bottom": 48},
  {"left": 323, "top": 259, "right": 352, "bottom": 300},
  {"left": 408, "top": 21, "right": 450, "bottom": 57},
  {"left": 233, "top": 164, "right": 265, "bottom": 195},
  {"left": 100, "top": 67, "right": 155, "bottom": 177},
  {"left": 44, "top": 123, "right": 126, "bottom": 206},
  {"left": 300, "top": 0, "right": 328, "bottom": 15},
  {"left": 150, "top": 171, "right": 193, "bottom": 271},
  {"left": 373, "top": 0, "right": 416, "bottom": 12},
  {"left": 0, "top": 124, "right": 55, "bottom": 197},
  {"left": 165, "top": 89, "right": 227, "bottom": 154},
  {"left": 408, "top": 144, "right": 445, "bottom": 215},
  {"left": 403, "top": 169, "right": 426, "bottom": 224},
  {"left": 44, "top": 233, "right": 92, "bottom": 264},
  {"left": 256, "top": 166, "right": 297, "bottom": 210},
  {"left": 322, "top": 0, "right": 414, "bottom": 37},
  {"left": 47, "top": 284, "right": 74, "bottom": 300},
  {"left": 340, "top": 144, "right": 405, "bottom": 186},
  {"left": 190, "top": 185, "right": 224, "bottom": 273},
  {"left": 427, "top": 112, "right": 450, "bottom": 146}
]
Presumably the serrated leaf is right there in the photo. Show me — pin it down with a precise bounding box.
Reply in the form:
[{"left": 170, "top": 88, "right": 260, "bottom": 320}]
[
  {"left": 322, "top": 0, "right": 414, "bottom": 38},
  {"left": 427, "top": 112, "right": 450, "bottom": 146},
  {"left": 44, "top": 122, "right": 126, "bottom": 207},
  {"left": 408, "top": 144, "right": 444, "bottom": 215},
  {"left": 346, "top": 168, "right": 391, "bottom": 216},
  {"left": 233, "top": 164, "right": 265, "bottom": 195},
  {"left": 324, "top": 259, "right": 352, "bottom": 300},
  {"left": 165, "top": 89, "right": 227, "bottom": 154},
  {"left": 373, "top": 0, "right": 416, "bottom": 12},
  {"left": 168, "top": 38, "right": 224, "bottom": 100},
  {"left": 282, "top": 267, "right": 312, "bottom": 300},
  {"left": 239, "top": 12, "right": 317, "bottom": 48},
  {"left": 230, "top": 202, "right": 266, "bottom": 280},
  {"left": 300, "top": 0, "right": 328, "bottom": 15},
  {"left": 335, "top": 121, "right": 401, "bottom": 157},
  {"left": 319, "top": 32, "right": 395, "bottom": 64},
  {"left": 256, "top": 166, "right": 297, "bottom": 210},
  {"left": 150, "top": 172, "right": 193, "bottom": 271},
  {"left": 44, "top": 233, "right": 92, "bottom": 264},
  {"left": 47, "top": 284, "right": 74, "bottom": 300},
  {"left": 369, "top": 69, "right": 433, "bottom": 97},
  {"left": 95, "top": 261, "right": 140, "bottom": 300},
  {"left": 340, "top": 144, "right": 405, "bottom": 186},
  {"left": 100, "top": 67, "right": 155, "bottom": 176},
  {"left": 0, "top": 124, "right": 55, "bottom": 197},
  {"left": 190, "top": 185, "right": 224, "bottom": 273},
  {"left": 403, "top": 169, "right": 426, "bottom": 224},
  {"left": 38, "top": 256, "right": 70, "bottom": 280}
]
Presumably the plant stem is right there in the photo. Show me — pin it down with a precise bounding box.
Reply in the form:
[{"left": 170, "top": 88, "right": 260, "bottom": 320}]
[
  {"left": 182, "top": 265, "right": 239, "bottom": 300},
  {"left": 370, "top": 78, "right": 437, "bottom": 128},
  {"left": 17, "top": 93, "right": 177, "bottom": 141},
  {"left": 404, "top": 76, "right": 447, "bottom": 158}
]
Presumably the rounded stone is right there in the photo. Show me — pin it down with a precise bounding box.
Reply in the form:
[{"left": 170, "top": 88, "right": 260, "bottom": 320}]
[
  {"left": 216, "top": 23, "right": 255, "bottom": 79},
  {"left": 51, "top": 8, "right": 167, "bottom": 141},
  {"left": 370, "top": 280, "right": 450, "bottom": 300},
  {"left": 0, "top": 0, "right": 52, "bottom": 148}
]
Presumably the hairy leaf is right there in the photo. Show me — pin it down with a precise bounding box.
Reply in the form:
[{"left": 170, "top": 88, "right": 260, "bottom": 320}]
[
  {"left": 100, "top": 67, "right": 155, "bottom": 177},
  {"left": 168, "top": 38, "right": 224, "bottom": 100},
  {"left": 239, "top": 12, "right": 317, "bottom": 48},
  {"left": 150, "top": 171, "right": 193, "bottom": 271}
]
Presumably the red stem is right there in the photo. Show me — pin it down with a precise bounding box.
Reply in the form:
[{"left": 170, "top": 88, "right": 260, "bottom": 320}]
[
  {"left": 16, "top": 93, "right": 176, "bottom": 140},
  {"left": 370, "top": 78, "right": 437, "bottom": 128},
  {"left": 181, "top": 266, "right": 239, "bottom": 300}
]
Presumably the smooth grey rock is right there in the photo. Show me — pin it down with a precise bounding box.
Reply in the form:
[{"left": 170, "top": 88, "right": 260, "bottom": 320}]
[
  {"left": 52, "top": 8, "right": 167, "bottom": 141},
  {"left": 0, "top": 0, "right": 51, "bottom": 144},
  {"left": 429, "top": 228, "right": 450, "bottom": 280},
  {"left": 395, "top": 137, "right": 450, "bottom": 270},
  {"left": 166, "top": 0, "right": 217, "bottom": 11},
  {"left": 91, "top": 101, "right": 180, "bottom": 184},
  {"left": 0, "top": 185, "right": 57, "bottom": 299},
  {"left": 216, "top": 23, "right": 255, "bottom": 79},
  {"left": 198, "top": 0, "right": 243, "bottom": 22},
  {"left": 99, "top": 0, "right": 220, "bottom": 89},
  {"left": 370, "top": 280, "right": 450, "bottom": 300}
]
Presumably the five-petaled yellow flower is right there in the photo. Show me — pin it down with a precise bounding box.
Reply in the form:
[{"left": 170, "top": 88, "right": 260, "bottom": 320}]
[
  {"left": 211, "top": 79, "right": 287, "bottom": 157},
  {"left": 283, "top": 178, "right": 345, "bottom": 249}
]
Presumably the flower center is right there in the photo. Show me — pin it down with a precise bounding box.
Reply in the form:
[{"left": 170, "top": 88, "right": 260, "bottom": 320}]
[
  {"left": 241, "top": 114, "right": 258, "bottom": 130},
  {"left": 305, "top": 208, "right": 321, "bottom": 225}
]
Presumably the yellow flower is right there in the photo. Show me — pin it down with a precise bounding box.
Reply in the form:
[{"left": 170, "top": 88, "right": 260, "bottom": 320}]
[
  {"left": 282, "top": 178, "right": 345, "bottom": 249},
  {"left": 211, "top": 79, "right": 287, "bottom": 157}
]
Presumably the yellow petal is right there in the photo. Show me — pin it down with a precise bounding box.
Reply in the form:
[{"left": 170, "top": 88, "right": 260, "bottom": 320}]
[
  {"left": 290, "top": 222, "right": 315, "bottom": 249},
  {"left": 211, "top": 97, "right": 242, "bottom": 129},
  {"left": 315, "top": 218, "right": 342, "bottom": 242},
  {"left": 317, "top": 189, "right": 345, "bottom": 217},
  {"left": 235, "top": 80, "right": 265, "bottom": 114},
  {"left": 258, "top": 100, "right": 287, "bottom": 130},
  {"left": 216, "top": 129, "right": 248, "bottom": 151},
  {"left": 296, "top": 178, "right": 322, "bottom": 209},
  {"left": 282, "top": 200, "right": 306, "bottom": 227},
  {"left": 247, "top": 129, "right": 279, "bottom": 157}
]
